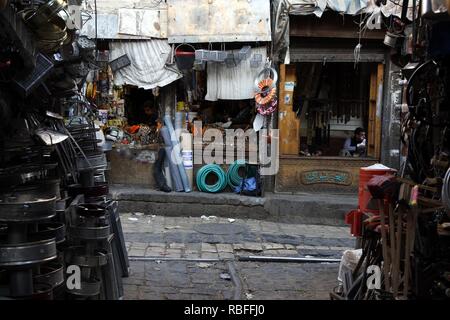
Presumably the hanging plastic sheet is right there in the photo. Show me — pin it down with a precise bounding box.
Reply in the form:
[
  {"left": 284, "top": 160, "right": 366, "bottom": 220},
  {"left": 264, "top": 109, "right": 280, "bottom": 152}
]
[
  {"left": 163, "top": 116, "right": 191, "bottom": 192},
  {"left": 109, "top": 40, "right": 182, "bottom": 90},
  {"left": 160, "top": 126, "right": 184, "bottom": 192}
]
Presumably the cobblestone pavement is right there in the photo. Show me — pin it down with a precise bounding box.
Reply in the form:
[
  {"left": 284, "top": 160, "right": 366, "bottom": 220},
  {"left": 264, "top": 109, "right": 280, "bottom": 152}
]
[
  {"left": 123, "top": 261, "right": 235, "bottom": 300},
  {"left": 120, "top": 213, "right": 354, "bottom": 300},
  {"left": 123, "top": 260, "right": 338, "bottom": 300}
]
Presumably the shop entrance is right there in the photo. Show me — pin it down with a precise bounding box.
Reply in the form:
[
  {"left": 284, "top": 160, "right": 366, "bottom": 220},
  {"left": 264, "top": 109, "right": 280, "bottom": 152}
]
[
  {"left": 293, "top": 62, "right": 378, "bottom": 159},
  {"left": 276, "top": 59, "right": 385, "bottom": 193},
  {"left": 279, "top": 59, "right": 385, "bottom": 160}
]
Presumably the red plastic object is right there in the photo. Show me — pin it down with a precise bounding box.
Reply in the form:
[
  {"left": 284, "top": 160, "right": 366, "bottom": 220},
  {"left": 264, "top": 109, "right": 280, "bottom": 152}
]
[
  {"left": 175, "top": 50, "right": 195, "bottom": 56},
  {"left": 358, "top": 167, "right": 396, "bottom": 214},
  {"left": 345, "top": 209, "right": 363, "bottom": 237}
]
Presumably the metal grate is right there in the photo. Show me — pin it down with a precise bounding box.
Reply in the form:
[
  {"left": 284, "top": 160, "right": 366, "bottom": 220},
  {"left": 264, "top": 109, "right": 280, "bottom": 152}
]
[
  {"left": 13, "top": 53, "right": 53, "bottom": 97},
  {"left": 109, "top": 54, "right": 131, "bottom": 73}
]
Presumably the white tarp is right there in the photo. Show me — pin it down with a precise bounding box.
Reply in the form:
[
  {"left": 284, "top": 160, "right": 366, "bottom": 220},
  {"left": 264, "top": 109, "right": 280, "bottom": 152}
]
[
  {"left": 289, "top": 0, "right": 369, "bottom": 17},
  {"left": 109, "top": 40, "right": 182, "bottom": 90},
  {"left": 205, "top": 47, "right": 267, "bottom": 101},
  {"left": 288, "top": 0, "right": 433, "bottom": 20}
]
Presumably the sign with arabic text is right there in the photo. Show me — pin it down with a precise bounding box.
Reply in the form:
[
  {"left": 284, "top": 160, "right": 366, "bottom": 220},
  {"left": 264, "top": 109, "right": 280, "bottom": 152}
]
[{"left": 300, "top": 170, "right": 352, "bottom": 186}]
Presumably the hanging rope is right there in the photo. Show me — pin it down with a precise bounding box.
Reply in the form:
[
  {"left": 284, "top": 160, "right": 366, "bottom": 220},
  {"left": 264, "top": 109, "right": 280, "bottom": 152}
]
[{"left": 354, "top": 12, "right": 364, "bottom": 69}]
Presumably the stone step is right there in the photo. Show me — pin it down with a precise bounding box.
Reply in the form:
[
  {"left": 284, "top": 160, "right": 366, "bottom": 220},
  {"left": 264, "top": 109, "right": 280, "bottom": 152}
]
[{"left": 111, "top": 185, "right": 357, "bottom": 226}]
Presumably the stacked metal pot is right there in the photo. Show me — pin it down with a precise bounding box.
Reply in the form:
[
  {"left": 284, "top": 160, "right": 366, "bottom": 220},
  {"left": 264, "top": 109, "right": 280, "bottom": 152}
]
[
  {"left": 0, "top": 0, "right": 129, "bottom": 300},
  {"left": 0, "top": 118, "right": 66, "bottom": 299}
]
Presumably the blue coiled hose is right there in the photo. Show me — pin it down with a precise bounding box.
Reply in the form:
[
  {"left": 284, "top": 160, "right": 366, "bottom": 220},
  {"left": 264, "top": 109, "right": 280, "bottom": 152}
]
[
  {"left": 196, "top": 164, "right": 227, "bottom": 193},
  {"left": 227, "top": 160, "right": 246, "bottom": 189}
]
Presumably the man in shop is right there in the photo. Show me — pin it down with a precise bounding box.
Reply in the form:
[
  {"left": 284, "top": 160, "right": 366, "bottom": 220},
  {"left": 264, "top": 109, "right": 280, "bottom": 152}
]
[
  {"left": 341, "top": 127, "right": 366, "bottom": 157},
  {"left": 142, "top": 100, "right": 158, "bottom": 126}
]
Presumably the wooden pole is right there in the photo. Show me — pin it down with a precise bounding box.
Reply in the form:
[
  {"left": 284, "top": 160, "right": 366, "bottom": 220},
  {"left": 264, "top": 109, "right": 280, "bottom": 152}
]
[
  {"left": 378, "top": 199, "right": 391, "bottom": 291},
  {"left": 388, "top": 203, "right": 396, "bottom": 292},
  {"left": 392, "top": 208, "right": 403, "bottom": 297}
]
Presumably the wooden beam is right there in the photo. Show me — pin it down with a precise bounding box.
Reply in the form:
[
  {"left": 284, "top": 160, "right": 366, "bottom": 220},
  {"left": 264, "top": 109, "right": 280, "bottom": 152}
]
[
  {"left": 289, "top": 14, "right": 386, "bottom": 40},
  {"left": 279, "top": 64, "right": 300, "bottom": 155},
  {"left": 375, "top": 63, "right": 384, "bottom": 159},
  {"left": 367, "top": 67, "right": 377, "bottom": 157}
]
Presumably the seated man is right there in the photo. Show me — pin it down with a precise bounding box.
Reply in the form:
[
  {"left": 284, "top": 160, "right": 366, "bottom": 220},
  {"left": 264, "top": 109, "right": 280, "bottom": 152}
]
[{"left": 341, "top": 127, "right": 366, "bottom": 157}]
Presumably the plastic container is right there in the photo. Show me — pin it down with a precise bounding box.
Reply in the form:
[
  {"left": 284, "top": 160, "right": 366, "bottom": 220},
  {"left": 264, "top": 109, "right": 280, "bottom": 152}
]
[
  {"left": 175, "top": 112, "right": 185, "bottom": 131},
  {"left": 225, "top": 53, "right": 238, "bottom": 68},
  {"left": 195, "top": 49, "right": 210, "bottom": 61},
  {"left": 175, "top": 44, "right": 195, "bottom": 70},
  {"left": 250, "top": 53, "right": 262, "bottom": 68},
  {"left": 177, "top": 101, "right": 185, "bottom": 112},
  {"left": 358, "top": 164, "right": 396, "bottom": 214},
  {"left": 181, "top": 132, "right": 194, "bottom": 189},
  {"left": 187, "top": 112, "right": 198, "bottom": 123},
  {"left": 238, "top": 46, "right": 251, "bottom": 60},
  {"left": 209, "top": 50, "right": 227, "bottom": 62}
]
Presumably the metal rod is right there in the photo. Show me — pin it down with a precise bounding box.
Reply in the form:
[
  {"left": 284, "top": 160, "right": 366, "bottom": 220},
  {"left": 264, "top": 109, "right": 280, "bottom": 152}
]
[
  {"left": 238, "top": 256, "right": 341, "bottom": 263},
  {"left": 226, "top": 261, "right": 242, "bottom": 300},
  {"left": 129, "top": 256, "right": 341, "bottom": 263},
  {"left": 128, "top": 257, "right": 223, "bottom": 262}
]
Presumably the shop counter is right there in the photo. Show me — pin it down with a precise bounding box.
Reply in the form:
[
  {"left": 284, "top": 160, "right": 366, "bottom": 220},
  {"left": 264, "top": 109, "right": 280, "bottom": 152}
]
[
  {"left": 276, "top": 156, "right": 378, "bottom": 193},
  {"left": 106, "top": 144, "right": 159, "bottom": 187}
]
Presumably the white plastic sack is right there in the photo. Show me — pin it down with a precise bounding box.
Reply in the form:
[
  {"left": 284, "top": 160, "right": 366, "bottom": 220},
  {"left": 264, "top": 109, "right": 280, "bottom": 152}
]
[{"left": 337, "top": 249, "right": 363, "bottom": 283}]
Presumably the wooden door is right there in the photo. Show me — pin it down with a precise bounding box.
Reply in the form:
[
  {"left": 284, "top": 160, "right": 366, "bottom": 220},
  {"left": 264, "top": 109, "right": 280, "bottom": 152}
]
[
  {"left": 367, "top": 63, "right": 384, "bottom": 158},
  {"left": 278, "top": 64, "right": 300, "bottom": 155}
]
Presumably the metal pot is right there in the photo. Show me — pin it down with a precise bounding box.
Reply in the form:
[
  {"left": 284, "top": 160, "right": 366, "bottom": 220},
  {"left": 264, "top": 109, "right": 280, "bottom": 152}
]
[{"left": 383, "top": 32, "right": 403, "bottom": 48}]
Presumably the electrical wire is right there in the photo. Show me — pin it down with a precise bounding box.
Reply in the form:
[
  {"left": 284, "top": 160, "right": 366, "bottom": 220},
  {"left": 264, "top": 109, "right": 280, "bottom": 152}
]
[{"left": 196, "top": 164, "right": 227, "bottom": 193}]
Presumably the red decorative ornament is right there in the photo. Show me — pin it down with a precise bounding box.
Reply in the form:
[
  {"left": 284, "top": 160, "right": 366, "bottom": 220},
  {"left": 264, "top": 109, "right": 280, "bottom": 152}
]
[
  {"left": 256, "top": 97, "right": 277, "bottom": 115},
  {"left": 254, "top": 78, "right": 278, "bottom": 115}
]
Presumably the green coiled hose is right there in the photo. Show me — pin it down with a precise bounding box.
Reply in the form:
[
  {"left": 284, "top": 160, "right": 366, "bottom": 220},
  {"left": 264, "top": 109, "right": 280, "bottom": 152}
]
[
  {"left": 196, "top": 164, "right": 227, "bottom": 193},
  {"left": 227, "top": 160, "right": 246, "bottom": 189}
]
